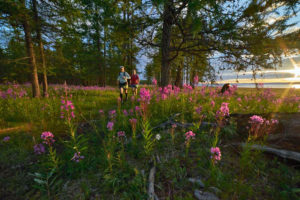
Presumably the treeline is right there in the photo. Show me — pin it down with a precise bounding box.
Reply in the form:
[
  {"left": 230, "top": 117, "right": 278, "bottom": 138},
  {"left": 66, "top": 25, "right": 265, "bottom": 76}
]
[{"left": 0, "top": 0, "right": 299, "bottom": 97}]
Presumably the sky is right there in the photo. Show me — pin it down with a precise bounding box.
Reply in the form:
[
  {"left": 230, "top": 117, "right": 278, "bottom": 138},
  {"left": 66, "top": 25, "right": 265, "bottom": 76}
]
[{"left": 136, "top": 1, "right": 300, "bottom": 82}]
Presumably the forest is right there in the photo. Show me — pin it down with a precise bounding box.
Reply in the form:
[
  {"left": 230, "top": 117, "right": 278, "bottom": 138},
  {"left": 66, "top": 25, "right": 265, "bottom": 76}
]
[
  {"left": 1, "top": 0, "right": 299, "bottom": 97},
  {"left": 1, "top": 1, "right": 300, "bottom": 200}
]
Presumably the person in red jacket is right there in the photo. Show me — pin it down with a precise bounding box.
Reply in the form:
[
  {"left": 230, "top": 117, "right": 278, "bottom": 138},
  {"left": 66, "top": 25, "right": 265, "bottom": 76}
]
[{"left": 130, "top": 69, "right": 139, "bottom": 96}]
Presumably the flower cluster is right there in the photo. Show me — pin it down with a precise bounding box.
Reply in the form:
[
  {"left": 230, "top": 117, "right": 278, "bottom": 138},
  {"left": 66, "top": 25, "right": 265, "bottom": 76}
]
[
  {"left": 34, "top": 143, "right": 45, "bottom": 155},
  {"left": 185, "top": 131, "right": 196, "bottom": 141},
  {"left": 155, "top": 134, "right": 161, "bottom": 140},
  {"left": 193, "top": 75, "right": 199, "bottom": 86},
  {"left": 152, "top": 78, "right": 157, "bottom": 86},
  {"left": 210, "top": 147, "right": 221, "bottom": 162},
  {"left": 249, "top": 115, "right": 264, "bottom": 125},
  {"left": 41, "top": 131, "right": 55, "bottom": 146},
  {"left": 71, "top": 151, "right": 84, "bottom": 162},
  {"left": 123, "top": 109, "right": 128, "bottom": 116},
  {"left": 195, "top": 106, "right": 202, "bottom": 115},
  {"left": 0, "top": 84, "right": 27, "bottom": 99},
  {"left": 248, "top": 115, "right": 279, "bottom": 139},
  {"left": 117, "top": 131, "right": 125, "bottom": 137},
  {"left": 159, "top": 85, "right": 174, "bottom": 100},
  {"left": 183, "top": 84, "right": 193, "bottom": 92},
  {"left": 107, "top": 121, "right": 114, "bottom": 131},
  {"left": 211, "top": 100, "right": 215, "bottom": 107},
  {"left": 220, "top": 102, "right": 229, "bottom": 116},
  {"left": 139, "top": 88, "right": 151, "bottom": 103},
  {"left": 3, "top": 136, "right": 10, "bottom": 142},
  {"left": 215, "top": 102, "right": 230, "bottom": 126},
  {"left": 129, "top": 118, "right": 137, "bottom": 125},
  {"left": 109, "top": 110, "right": 116, "bottom": 119},
  {"left": 60, "top": 98, "right": 75, "bottom": 120}
]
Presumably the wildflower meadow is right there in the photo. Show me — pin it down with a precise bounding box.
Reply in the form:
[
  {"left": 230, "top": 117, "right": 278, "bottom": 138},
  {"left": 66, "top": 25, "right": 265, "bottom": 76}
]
[{"left": 0, "top": 82, "right": 299, "bottom": 199}]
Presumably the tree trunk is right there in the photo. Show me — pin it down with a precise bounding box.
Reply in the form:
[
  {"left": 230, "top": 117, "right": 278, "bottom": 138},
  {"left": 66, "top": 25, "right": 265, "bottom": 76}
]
[
  {"left": 96, "top": 28, "right": 103, "bottom": 86},
  {"left": 174, "top": 65, "right": 182, "bottom": 87},
  {"left": 103, "top": 27, "right": 107, "bottom": 87},
  {"left": 161, "top": 0, "right": 174, "bottom": 87},
  {"left": 22, "top": 7, "right": 40, "bottom": 98},
  {"left": 94, "top": 5, "right": 103, "bottom": 87},
  {"left": 33, "top": 0, "right": 48, "bottom": 97}
]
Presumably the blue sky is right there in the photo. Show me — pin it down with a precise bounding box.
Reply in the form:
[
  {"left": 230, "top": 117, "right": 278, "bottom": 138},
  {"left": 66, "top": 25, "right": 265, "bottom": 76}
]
[{"left": 136, "top": 2, "right": 300, "bottom": 79}]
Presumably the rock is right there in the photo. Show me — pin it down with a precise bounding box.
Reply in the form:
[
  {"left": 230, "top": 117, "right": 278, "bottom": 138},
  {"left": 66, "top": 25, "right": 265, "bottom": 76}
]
[
  {"left": 188, "top": 178, "right": 205, "bottom": 188},
  {"left": 194, "top": 190, "right": 220, "bottom": 200},
  {"left": 208, "top": 187, "right": 222, "bottom": 194}
]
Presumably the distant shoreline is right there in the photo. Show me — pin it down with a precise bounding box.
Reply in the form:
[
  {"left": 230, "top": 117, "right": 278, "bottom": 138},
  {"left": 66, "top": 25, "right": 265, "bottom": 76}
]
[{"left": 199, "top": 82, "right": 300, "bottom": 89}]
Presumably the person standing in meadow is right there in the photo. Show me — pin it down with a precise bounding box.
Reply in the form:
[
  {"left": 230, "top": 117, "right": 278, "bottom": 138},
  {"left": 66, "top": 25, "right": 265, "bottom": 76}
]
[
  {"left": 117, "top": 66, "right": 131, "bottom": 103},
  {"left": 130, "top": 69, "right": 139, "bottom": 96}
]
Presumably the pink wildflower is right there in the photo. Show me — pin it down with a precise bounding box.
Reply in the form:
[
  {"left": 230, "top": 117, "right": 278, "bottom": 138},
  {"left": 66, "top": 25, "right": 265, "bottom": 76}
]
[
  {"left": 34, "top": 143, "right": 45, "bottom": 155},
  {"left": 129, "top": 118, "right": 137, "bottom": 125},
  {"left": 117, "top": 131, "right": 125, "bottom": 137},
  {"left": 210, "top": 147, "right": 221, "bottom": 162},
  {"left": 152, "top": 78, "right": 157, "bottom": 85},
  {"left": 195, "top": 106, "right": 202, "bottom": 114},
  {"left": 193, "top": 75, "right": 199, "bottom": 85},
  {"left": 107, "top": 121, "right": 114, "bottom": 131},
  {"left": 41, "top": 131, "right": 55, "bottom": 146},
  {"left": 211, "top": 100, "right": 215, "bottom": 107},
  {"left": 71, "top": 152, "right": 84, "bottom": 162},
  {"left": 185, "top": 131, "right": 196, "bottom": 141},
  {"left": 220, "top": 102, "right": 229, "bottom": 116},
  {"left": 249, "top": 115, "right": 264, "bottom": 124},
  {"left": 139, "top": 88, "right": 151, "bottom": 103},
  {"left": 3, "top": 136, "right": 10, "bottom": 142}
]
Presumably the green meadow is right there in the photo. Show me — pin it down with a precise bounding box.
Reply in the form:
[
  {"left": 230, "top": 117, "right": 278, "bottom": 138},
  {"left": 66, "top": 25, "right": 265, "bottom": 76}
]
[{"left": 0, "top": 84, "right": 299, "bottom": 200}]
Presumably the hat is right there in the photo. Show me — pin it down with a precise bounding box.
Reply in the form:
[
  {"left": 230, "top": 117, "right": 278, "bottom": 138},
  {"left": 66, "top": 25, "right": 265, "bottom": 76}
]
[{"left": 120, "top": 66, "right": 124, "bottom": 69}]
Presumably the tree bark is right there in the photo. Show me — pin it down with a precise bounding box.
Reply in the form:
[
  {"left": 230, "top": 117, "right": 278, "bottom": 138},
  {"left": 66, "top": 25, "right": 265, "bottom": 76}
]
[
  {"left": 22, "top": 3, "right": 40, "bottom": 98},
  {"left": 94, "top": 4, "right": 104, "bottom": 87},
  {"left": 161, "top": 0, "right": 174, "bottom": 87},
  {"left": 174, "top": 65, "right": 182, "bottom": 87},
  {"left": 103, "top": 27, "right": 107, "bottom": 87},
  {"left": 32, "top": 0, "right": 48, "bottom": 97}
]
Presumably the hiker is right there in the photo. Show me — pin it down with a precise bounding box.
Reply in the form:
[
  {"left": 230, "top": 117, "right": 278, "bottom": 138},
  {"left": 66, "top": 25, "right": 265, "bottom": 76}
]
[
  {"left": 130, "top": 69, "right": 139, "bottom": 96},
  {"left": 221, "top": 83, "right": 230, "bottom": 94},
  {"left": 117, "top": 66, "right": 131, "bottom": 103}
]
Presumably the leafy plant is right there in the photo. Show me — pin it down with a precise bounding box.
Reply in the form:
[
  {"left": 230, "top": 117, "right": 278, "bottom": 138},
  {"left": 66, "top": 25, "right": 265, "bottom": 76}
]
[{"left": 30, "top": 169, "right": 62, "bottom": 199}]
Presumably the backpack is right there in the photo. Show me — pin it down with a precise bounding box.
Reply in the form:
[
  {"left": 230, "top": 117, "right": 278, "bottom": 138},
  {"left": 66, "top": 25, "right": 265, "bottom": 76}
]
[{"left": 119, "top": 72, "right": 130, "bottom": 85}]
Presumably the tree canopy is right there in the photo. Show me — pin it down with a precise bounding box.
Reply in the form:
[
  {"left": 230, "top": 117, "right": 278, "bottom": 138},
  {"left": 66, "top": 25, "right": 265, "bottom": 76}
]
[{"left": 0, "top": 0, "right": 299, "bottom": 95}]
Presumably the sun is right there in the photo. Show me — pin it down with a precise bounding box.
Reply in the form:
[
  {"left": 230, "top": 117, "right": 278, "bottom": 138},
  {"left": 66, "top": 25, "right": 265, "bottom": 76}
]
[{"left": 293, "top": 64, "right": 300, "bottom": 77}]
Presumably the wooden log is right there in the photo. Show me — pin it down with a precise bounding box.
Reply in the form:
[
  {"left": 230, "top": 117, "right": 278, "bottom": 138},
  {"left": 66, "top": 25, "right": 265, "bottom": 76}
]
[
  {"left": 240, "top": 143, "right": 300, "bottom": 162},
  {"left": 148, "top": 166, "right": 159, "bottom": 200}
]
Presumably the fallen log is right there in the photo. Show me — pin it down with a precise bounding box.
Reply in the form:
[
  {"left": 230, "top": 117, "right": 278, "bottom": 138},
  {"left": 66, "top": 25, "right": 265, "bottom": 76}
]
[
  {"left": 148, "top": 166, "right": 159, "bottom": 200},
  {"left": 0, "top": 123, "right": 31, "bottom": 134},
  {"left": 239, "top": 143, "right": 300, "bottom": 162}
]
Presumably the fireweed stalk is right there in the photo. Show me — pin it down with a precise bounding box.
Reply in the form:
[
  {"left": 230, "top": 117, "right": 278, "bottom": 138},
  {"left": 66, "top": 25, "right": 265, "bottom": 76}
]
[
  {"left": 104, "top": 121, "right": 116, "bottom": 172},
  {"left": 248, "top": 115, "right": 279, "bottom": 141},
  {"left": 213, "top": 102, "right": 230, "bottom": 147},
  {"left": 129, "top": 118, "right": 137, "bottom": 144},
  {"left": 117, "top": 131, "right": 126, "bottom": 169},
  {"left": 139, "top": 88, "right": 151, "bottom": 120},
  {"left": 170, "top": 124, "right": 177, "bottom": 145},
  {"left": 41, "top": 131, "right": 58, "bottom": 168},
  {"left": 185, "top": 131, "right": 195, "bottom": 157},
  {"left": 117, "top": 131, "right": 126, "bottom": 156},
  {"left": 60, "top": 88, "right": 85, "bottom": 163},
  {"left": 210, "top": 147, "right": 221, "bottom": 165}
]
